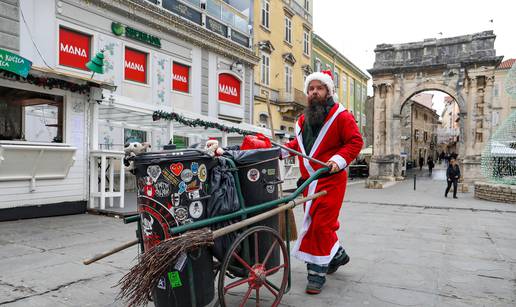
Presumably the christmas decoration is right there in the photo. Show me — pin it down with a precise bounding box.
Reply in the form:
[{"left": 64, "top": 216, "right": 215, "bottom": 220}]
[
  {"left": 0, "top": 70, "right": 91, "bottom": 94},
  {"left": 152, "top": 110, "right": 255, "bottom": 136},
  {"left": 86, "top": 50, "right": 105, "bottom": 78}
]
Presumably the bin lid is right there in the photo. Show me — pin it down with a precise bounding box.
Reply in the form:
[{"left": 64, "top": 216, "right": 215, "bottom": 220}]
[
  {"left": 134, "top": 149, "right": 214, "bottom": 165},
  {"left": 223, "top": 147, "right": 280, "bottom": 165}
]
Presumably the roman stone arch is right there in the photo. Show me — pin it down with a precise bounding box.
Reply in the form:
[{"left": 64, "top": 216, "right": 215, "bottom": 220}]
[{"left": 368, "top": 31, "right": 503, "bottom": 183}]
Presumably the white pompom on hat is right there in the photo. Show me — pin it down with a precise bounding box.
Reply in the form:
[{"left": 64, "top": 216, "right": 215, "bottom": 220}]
[{"left": 304, "top": 70, "right": 337, "bottom": 100}]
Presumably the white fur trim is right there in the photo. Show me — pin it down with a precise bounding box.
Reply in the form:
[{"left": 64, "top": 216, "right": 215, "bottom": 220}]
[
  {"left": 329, "top": 154, "right": 347, "bottom": 170},
  {"left": 304, "top": 72, "right": 335, "bottom": 96}
]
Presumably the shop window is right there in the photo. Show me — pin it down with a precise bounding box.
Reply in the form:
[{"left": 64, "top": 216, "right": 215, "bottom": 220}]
[
  {"left": 0, "top": 86, "right": 64, "bottom": 143},
  {"left": 124, "top": 47, "right": 148, "bottom": 84},
  {"left": 124, "top": 129, "right": 147, "bottom": 144}
]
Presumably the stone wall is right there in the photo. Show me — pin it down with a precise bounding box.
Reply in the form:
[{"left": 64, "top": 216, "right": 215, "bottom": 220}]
[{"left": 474, "top": 181, "right": 516, "bottom": 204}]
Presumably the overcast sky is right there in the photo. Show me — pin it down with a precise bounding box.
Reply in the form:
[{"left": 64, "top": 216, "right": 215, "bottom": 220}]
[{"left": 313, "top": 0, "right": 515, "bottom": 115}]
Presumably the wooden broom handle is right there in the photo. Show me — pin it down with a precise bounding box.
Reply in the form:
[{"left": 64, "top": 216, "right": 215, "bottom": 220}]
[
  {"left": 212, "top": 190, "right": 327, "bottom": 239},
  {"left": 269, "top": 140, "right": 328, "bottom": 168},
  {"left": 83, "top": 239, "right": 139, "bottom": 265}
]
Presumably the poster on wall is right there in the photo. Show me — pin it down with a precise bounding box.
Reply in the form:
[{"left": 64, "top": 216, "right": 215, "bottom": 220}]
[
  {"left": 59, "top": 27, "right": 91, "bottom": 70},
  {"left": 218, "top": 73, "right": 241, "bottom": 105},
  {"left": 172, "top": 62, "right": 190, "bottom": 93},
  {"left": 124, "top": 47, "right": 147, "bottom": 83}
]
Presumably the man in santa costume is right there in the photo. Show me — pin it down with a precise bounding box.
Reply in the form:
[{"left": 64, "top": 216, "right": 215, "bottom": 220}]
[{"left": 282, "top": 70, "right": 363, "bottom": 294}]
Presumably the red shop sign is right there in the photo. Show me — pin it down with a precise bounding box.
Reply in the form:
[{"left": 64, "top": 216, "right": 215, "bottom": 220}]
[
  {"left": 59, "top": 27, "right": 91, "bottom": 70},
  {"left": 218, "top": 73, "right": 241, "bottom": 104},
  {"left": 125, "top": 48, "right": 147, "bottom": 83},
  {"left": 172, "top": 62, "right": 190, "bottom": 92}
]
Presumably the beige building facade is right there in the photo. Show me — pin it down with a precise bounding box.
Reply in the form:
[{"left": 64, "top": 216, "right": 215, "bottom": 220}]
[{"left": 491, "top": 59, "right": 516, "bottom": 131}]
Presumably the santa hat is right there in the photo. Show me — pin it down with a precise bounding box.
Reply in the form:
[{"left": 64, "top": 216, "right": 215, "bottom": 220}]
[{"left": 304, "top": 70, "right": 338, "bottom": 100}]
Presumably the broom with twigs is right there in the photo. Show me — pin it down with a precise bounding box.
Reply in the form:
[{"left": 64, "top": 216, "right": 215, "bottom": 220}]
[{"left": 116, "top": 190, "right": 326, "bottom": 307}]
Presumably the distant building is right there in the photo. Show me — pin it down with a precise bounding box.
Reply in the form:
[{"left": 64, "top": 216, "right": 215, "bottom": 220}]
[
  {"left": 492, "top": 58, "right": 516, "bottom": 131},
  {"left": 439, "top": 95, "right": 461, "bottom": 153}
]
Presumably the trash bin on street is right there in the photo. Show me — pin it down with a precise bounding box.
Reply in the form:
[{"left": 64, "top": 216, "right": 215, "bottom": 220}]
[{"left": 133, "top": 149, "right": 217, "bottom": 307}]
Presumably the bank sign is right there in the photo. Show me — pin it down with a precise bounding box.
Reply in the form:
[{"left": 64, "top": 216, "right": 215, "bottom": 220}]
[
  {"left": 0, "top": 48, "right": 32, "bottom": 78},
  {"left": 112, "top": 22, "right": 161, "bottom": 48},
  {"left": 218, "top": 73, "right": 241, "bottom": 105}
]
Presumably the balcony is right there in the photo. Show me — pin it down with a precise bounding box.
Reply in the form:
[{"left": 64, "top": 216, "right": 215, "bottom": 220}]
[{"left": 282, "top": 0, "right": 312, "bottom": 25}]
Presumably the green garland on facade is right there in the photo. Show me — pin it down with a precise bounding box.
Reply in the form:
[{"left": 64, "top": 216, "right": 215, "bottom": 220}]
[
  {"left": 0, "top": 70, "right": 91, "bottom": 94},
  {"left": 152, "top": 110, "right": 255, "bottom": 136}
]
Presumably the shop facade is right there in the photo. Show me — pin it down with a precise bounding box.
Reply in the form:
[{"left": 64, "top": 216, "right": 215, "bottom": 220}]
[{"left": 0, "top": 0, "right": 264, "bottom": 217}]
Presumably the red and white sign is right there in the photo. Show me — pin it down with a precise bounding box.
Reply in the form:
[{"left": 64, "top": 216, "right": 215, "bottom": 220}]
[
  {"left": 172, "top": 62, "right": 190, "bottom": 92},
  {"left": 218, "top": 73, "right": 241, "bottom": 105},
  {"left": 125, "top": 48, "right": 147, "bottom": 83},
  {"left": 59, "top": 27, "right": 91, "bottom": 70}
]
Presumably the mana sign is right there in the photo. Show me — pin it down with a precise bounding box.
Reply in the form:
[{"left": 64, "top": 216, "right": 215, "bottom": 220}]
[
  {"left": 59, "top": 27, "right": 91, "bottom": 71},
  {"left": 218, "top": 73, "right": 241, "bottom": 105}
]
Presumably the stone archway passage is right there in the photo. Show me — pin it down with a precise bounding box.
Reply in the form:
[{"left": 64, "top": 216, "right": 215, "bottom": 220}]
[{"left": 368, "top": 31, "right": 503, "bottom": 183}]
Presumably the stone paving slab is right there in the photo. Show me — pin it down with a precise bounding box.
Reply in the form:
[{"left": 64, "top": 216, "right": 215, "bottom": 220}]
[{"left": 1, "top": 177, "right": 516, "bottom": 307}]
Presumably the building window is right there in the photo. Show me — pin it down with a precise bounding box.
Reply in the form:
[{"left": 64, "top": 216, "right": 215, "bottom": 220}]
[
  {"left": 124, "top": 129, "right": 147, "bottom": 144},
  {"left": 303, "top": 30, "right": 310, "bottom": 55},
  {"left": 261, "top": 53, "right": 270, "bottom": 86},
  {"left": 424, "top": 114, "right": 428, "bottom": 122},
  {"left": 315, "top": 59, "right": 321, "bottom": 72},
  {"left": 414, "top": 129, "right": 419, "bottom": 141},
  {"left": 334, "top": 71, "right": 339, "bottom": 89},
  {"left": 424, "top": 131, "right": 428, "bottom": 142},
  {"left": 0, "top": 86, "right": 64, "bottom": 143},
  {"left": 284, "top": 15, "right": 292, "bottom": 44},
  {"left": 342, "top": 75, "right": 348, "bottom": 104},
  {"left": 259, "top": 113, "right": 269, "bottom": 128},
  {"left": 261, "top": 0, "right": 270, "bottom": 28},
  {"left": 285, "top": 65, "right": 293, "bottom": 93},
  {"left": 124, "top": 47, "right": 148, "bottom": 84},
  {"left": 304, "top": 0, "right": 310, "bottom": 10},
  {"left": 350, "top": 78, "right": 355, "bottom": 111}
]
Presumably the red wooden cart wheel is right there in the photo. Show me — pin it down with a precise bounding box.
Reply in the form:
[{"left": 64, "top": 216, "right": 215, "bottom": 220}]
[{"left": 218, "top": 226, "right": 289, "bottom": 307}]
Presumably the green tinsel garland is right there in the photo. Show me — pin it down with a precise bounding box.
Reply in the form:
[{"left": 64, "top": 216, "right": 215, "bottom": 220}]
[
  {"left": 152, "top": 110, "right": 255, "bottom": 136},
  {"left": 0, "top": 70, "right": 91, "bottom": 94}
]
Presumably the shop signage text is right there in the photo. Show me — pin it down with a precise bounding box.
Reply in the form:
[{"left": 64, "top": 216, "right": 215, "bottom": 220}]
[
  {"left": 172, "top": 62, "right": 189, "bottom": 93},
  {"left": 125, "top": 48, "right": 147, "bottom": 83},
  {"left": 162, "top": 0, "right": 202, "bottom": 25},
  {"left": 0, "top": 48, "right": 32, "bottom": 78},
  {"left": 59, "top": 27, "right": 91, "bottom": 70},
  {"left": 218, "top": 73, "right": 241, "bottom": 105},
  {"left": 206, "top": 17, "right": 227, "bottom": 37},
  {"left": 112, "top": 22, "right": 161, "bottom": 48}
]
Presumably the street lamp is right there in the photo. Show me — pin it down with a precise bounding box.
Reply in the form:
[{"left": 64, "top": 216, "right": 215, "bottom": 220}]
[{"left": 230, "top": 60, "right": 243, "bottom": 73}]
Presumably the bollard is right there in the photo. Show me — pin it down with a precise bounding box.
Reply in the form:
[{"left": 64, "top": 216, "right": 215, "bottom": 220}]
[{"left": 413, "top": 173, "right": 416, "bottom": 190}]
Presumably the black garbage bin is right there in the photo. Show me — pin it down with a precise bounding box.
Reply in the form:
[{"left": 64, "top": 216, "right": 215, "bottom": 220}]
[
  {"left": 223, "top": 148, "right": 281, "bottom": 268},
  {"left": 133, "top": 149, "right": 217, "bottom": 307}
]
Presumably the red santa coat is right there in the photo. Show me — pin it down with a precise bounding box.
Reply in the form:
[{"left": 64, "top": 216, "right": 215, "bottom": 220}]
[{"left": 283, "top": 103, "right": 363, "bottom": 265}]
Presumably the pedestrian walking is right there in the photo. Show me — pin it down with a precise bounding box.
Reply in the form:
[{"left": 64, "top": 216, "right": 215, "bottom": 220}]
[
  {"left": 419, "top": 156, "right": 424, "bottom": 171},
  {"left": 427, "top": 156, "right": 435, "bottom": 176},
  {"left": 282, "top": 70, "right": 363, "bottom": 295},
  {"left": 439, "top": 151, "right": 445, "bottom": 164},
  {"left": 445, "top": 158, "right": 461, "bottom": 199}
]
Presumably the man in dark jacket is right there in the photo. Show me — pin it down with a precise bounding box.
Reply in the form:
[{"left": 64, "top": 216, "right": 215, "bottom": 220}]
[
  {"left": 445, "top": 158, "right": 461, "bottom": 199},
  {"left": 427, "top": 156, "right": 435, "bottom": 176}
]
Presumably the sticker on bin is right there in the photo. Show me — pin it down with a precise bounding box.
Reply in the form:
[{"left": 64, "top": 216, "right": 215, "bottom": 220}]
[
  {"left": 157, "top": 277, "right": 166, "bottom": 290},
  {"left": 147, "top": 165, "right": 162, "bottom": 182},
  {"left": 178, "top": 181, "right": 187, "bottom": 194},
  {"left": 187, "top": 190, "right": 200, "bottom": 200},
  {"left": 181, "top": 169, "right": 194, "bottom": 183},
  {"left": 162, "top": 168, "right": 180, "bottom": 186},
  {"left": 143, "top": 183, "right": 156, "bottom": 197},
  {"left": 174, "top": 252, "right": 187, "bottom": 271},
  {"left": 155, "top": 181, "right": 171, "bottom": 198},
  {"left": 174, "top": 207, "right": 188, "bottom": 222},
  {"left": 266, "top": 185, "right": 275, "bottom": 194},
  {"left": 172, "top": 193, "right": 181, "bottom": 206},
  {"left": 247, "top": 168, "right": 260, "bottom": 182},
  {"left": 168, "top": 271, "right": 183, "bottom": 288},
  {"left": 142, "top": 215, "right": 154, "bottom": 236},
  {"left": 198, "top": 164, "right": 207, "bottom": 182},
  {"left": 267, "top": 169, "right": 276, "bottom": 176},
  {"left": 189, "top": 201, "right": 203, "bottom": 219},
  {"left": 170, "top": 163, "right": 184, "bottom": 176},
  {"left": 187, "top": 181, "right": 199, "bottom": 192},
  {"left": 191, "top": 162, "right": 199, "bottom": 175}
]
